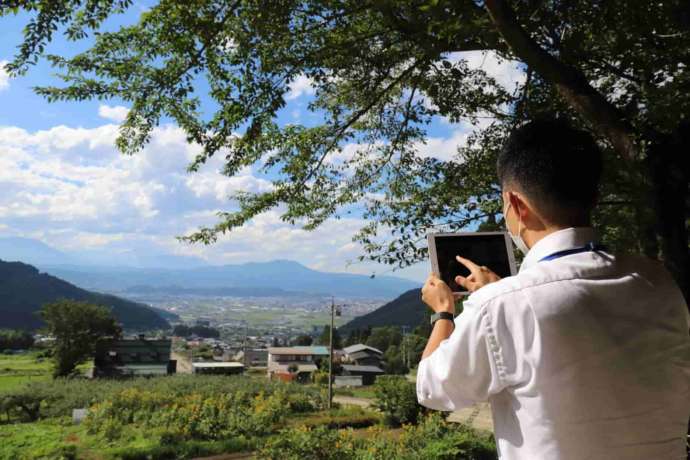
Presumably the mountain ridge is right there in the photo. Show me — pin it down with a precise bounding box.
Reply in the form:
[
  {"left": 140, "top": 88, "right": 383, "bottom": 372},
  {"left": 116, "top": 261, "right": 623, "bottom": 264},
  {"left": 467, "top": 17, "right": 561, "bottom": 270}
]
[
  {"left": 0, "top": 259, "right": 173, "bottom": 331},
  {"left": 339, "top": 288, "right": 427, "bottom": 333},
  {"left": 41, "top": 260, "right": 419, "bottom": 298}
]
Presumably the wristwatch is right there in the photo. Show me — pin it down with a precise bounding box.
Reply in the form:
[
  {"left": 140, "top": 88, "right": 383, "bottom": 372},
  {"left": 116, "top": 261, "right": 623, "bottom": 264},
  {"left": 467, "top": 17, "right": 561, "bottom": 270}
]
[{"left": 430, "top": 311, "right": 455, "bottom": 326}]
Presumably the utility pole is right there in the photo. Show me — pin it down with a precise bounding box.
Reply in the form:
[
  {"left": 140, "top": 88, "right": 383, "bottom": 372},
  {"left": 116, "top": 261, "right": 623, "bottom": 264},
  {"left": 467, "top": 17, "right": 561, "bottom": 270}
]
[
  {"left": 327, "top": 297, "right": 343, "bottom": 410},
  {"left": 402, "top": 326, "right": 409, "bottom": 369},
  {"left": 328, "top": 297, "right": 335, "bottom": 409}
]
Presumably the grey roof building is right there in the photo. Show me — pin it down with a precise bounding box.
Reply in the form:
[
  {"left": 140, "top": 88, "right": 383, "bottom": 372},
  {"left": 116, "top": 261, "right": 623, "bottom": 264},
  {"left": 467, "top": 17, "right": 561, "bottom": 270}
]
[
  {"left": 341, "top": 344, "right": 385, "bottom": 384},
  {"left": 342, "top": 344, "right": 384, "bottom": 367},
  {"left": 93, "top": 337, "right": 176, "bottom": 377}
]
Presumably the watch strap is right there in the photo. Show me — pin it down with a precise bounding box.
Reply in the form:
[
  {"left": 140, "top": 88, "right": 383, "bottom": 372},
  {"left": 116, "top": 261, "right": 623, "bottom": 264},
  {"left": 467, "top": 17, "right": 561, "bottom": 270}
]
[{"left": 430, "top": 311, "right": 455, "bottom": 325}]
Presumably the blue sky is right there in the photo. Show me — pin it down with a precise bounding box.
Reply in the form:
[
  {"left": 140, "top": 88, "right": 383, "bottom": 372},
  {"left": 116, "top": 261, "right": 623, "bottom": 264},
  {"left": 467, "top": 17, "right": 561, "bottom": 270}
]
[{"left": 0, "top": 7, "right": 523, "bottom": 282}]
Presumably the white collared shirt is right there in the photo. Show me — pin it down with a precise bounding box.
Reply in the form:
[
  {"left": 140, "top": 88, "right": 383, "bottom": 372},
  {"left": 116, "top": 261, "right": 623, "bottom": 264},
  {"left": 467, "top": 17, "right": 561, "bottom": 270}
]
[{"left": 417, "top": 227, "right": 690, "bottom": 459}]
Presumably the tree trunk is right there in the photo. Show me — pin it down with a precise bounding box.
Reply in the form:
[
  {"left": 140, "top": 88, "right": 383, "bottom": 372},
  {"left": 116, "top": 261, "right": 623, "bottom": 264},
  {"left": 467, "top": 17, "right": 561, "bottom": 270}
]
[
  {"left": 483, "top": 0, "right": 638, "bottom": 161},
  {"left": 483, "top": 0, "right": 690, "bottom": 309},
  {"left": 645, "top": 124, "right": 690, "bottom": 307}
]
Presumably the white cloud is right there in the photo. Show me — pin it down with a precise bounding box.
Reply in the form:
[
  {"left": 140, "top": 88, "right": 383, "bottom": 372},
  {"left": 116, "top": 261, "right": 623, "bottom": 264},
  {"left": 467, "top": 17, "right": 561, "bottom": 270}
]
[
  {"left": 98, "top": 104, "right": 130, "bottom": 122},
  {"left": 448, "top": 50, "right": 526, "bottom": 93},
  {"left": 286, "top": 74, "right": 316, "bottom": 100},
  {"left": 0, "top": 60, "right": 9, "bottom": 91},
  {"left": 333, "top": 127, "right": 473, "bottom": 167},
  {"left": 185, "top": 166, "right": 273, "bottom": 201},
  {"left": 415, "top": 129, "right": 471, "bottom": 162},
  {"left": 0, "top": 116, "right": 393, "bottom": 275}
]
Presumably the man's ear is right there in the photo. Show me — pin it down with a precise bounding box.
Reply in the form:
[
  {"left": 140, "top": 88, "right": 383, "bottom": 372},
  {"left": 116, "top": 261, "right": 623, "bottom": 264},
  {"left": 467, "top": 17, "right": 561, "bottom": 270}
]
[{"left": 508, "top": 191, "right": 531, "bottom": 222}]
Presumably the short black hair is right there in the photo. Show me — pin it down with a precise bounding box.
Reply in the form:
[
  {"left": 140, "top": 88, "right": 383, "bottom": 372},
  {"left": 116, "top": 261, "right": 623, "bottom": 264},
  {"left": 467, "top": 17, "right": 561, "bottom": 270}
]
[{"left": 497, "top": 119, "right": 602, "bottom": 225}]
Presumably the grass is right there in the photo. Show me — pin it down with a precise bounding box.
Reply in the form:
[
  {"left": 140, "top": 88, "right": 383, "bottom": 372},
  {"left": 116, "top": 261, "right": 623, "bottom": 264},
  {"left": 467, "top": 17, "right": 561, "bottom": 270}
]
[
  {"left": 0, "top": 374, "right": 50, "bottom": 392},
  {"left": 0, "top": 417, "right": 88, "bottom": 459},
  {"left": 0, "top": 352, "right": 52, "bottom": 392},
  {"left": 0, "top": 351, "right": 93, "bottom": 392},
  {"left": 0, "top": 418, "right": 252, "bottom": 460},
  {"left": 288, "top": 406, "right": 382, "bottom": 430},
  {"left": 334, "top": 386, "right": 377, "bottom": 400}
]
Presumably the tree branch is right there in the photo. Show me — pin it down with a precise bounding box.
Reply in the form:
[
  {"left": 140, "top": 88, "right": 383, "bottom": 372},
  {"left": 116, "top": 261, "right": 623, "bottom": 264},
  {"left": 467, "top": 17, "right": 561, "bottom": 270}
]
[{"left": 483, "top": 0, "right": 638, "bottom": 161}]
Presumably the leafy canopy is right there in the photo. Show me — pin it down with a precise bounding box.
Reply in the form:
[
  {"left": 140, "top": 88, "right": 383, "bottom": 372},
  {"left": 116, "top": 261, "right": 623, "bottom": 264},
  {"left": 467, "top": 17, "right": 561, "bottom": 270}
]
[
  {"left": 40, "top": 299, "right": 122, "bottom": 377},
  {"left": 2, "top": 0, "right": 688, "bottom": 270}
]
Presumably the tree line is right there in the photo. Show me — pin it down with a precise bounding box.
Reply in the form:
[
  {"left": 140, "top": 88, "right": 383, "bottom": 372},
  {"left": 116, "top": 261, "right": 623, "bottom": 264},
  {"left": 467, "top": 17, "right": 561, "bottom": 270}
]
[{"left": 0, "top": 330, "right": 34, "bottom": 351}]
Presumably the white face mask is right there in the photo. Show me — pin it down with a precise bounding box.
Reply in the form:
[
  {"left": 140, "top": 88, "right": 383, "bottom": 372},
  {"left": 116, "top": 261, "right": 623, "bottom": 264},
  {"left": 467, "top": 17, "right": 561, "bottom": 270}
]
[{"left": 504, "top": 201, "right": 530, "bottom": 255}]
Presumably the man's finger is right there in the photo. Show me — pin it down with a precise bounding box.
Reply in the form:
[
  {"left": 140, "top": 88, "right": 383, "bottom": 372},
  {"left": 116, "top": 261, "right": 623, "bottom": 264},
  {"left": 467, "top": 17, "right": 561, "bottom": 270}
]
[
  {"left": 456, "top": 255, "right": 481, "bottom": 274},
  {"left": 455, "top": 275, "right": 469, "bottom": 289}
]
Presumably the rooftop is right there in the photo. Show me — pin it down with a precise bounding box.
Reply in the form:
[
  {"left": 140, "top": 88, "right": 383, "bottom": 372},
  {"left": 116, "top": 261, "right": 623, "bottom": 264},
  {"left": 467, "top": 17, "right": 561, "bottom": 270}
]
[
  {"left": 268, "top": 346, "right": 329, "bottom": 356},
  {"left": 342, "top": 364, "right": 385, "bottom": 373},
  {"left": 343, "top": 344, "right": 383, "bottom": 355}
]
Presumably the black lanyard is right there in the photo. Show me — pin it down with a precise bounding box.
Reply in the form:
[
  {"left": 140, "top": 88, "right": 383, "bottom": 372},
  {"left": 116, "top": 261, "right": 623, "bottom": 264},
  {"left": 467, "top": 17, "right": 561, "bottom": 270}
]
[{"left": 539, "top": 242, "right": 606, "bottom": 263}]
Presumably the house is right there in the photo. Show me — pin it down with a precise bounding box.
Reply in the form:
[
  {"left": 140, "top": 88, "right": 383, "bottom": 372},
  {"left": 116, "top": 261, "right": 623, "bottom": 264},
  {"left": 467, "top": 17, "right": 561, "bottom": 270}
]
[
  {"left": 93, "top": 337, "right": 176, "bottom": 377},
  {"left": 340, "top": 364, "right": 384, "bottom": 385},
  {"left": 341, "top": 344, "right": 385, "bottom": 385},
  {"left": 342, "top": 344, "right": 384, "bottom": 366},
  {"left": 236, "top": 348, "right": 268, "bottom": 367},
  {"left": 267, "top": 346, "right": 329, "bottom": 383},
  {"left": 192, "top": 362, "right": 244, "bottom": 375}
]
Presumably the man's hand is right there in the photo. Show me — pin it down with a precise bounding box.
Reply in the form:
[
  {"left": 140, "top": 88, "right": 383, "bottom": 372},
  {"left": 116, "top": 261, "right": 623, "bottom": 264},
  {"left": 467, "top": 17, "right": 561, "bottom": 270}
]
[
  {"left": 421, "top": 274, "right": 456, "bottom": 315},
  {"left": 454, "top": 255, "right": 501, "bottom": 293}
]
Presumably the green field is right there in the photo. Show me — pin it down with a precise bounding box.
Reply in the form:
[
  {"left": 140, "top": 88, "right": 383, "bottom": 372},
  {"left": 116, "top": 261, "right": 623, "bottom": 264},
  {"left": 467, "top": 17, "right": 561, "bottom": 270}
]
[
  {"left": 0, "top": 353, "right": 51, "bottom": 391},
  {"left": 0, "top": 352, "right": 93, "bottom": 391},
  {"left": 0, "top": 417, "right": 251, "bottom": 460}
]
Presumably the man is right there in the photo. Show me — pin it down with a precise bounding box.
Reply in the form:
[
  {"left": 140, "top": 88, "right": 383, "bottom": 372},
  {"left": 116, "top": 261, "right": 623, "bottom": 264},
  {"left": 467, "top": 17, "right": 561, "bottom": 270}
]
[{"left": 417, "top": 119, "right": 690, "bottom": 459}]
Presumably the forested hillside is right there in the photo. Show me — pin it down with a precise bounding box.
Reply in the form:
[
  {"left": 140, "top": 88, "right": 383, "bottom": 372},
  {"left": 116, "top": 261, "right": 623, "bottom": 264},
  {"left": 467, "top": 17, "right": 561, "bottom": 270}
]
[
  {"left": 0, "top": 260, "right": 170, "bottom": 331},
  {"left": 340, "top": 289, "right": 427, "bottom": 333}
]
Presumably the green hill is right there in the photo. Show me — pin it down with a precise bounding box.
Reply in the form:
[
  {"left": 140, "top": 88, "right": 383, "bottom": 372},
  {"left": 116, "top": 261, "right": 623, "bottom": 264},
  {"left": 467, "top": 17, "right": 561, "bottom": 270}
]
[
  {"left": 340, "top": 288, "right": 427, "bottom": 333},
  {"left": 0, "top": 259, "right": 171, "bottom": 331}
]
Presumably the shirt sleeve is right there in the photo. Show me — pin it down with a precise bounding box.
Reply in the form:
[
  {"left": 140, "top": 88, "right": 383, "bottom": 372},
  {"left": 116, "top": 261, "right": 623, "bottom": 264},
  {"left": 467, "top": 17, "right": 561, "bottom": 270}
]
[{"left": 416, "top": 301, "right": 508, "bottom": 411}]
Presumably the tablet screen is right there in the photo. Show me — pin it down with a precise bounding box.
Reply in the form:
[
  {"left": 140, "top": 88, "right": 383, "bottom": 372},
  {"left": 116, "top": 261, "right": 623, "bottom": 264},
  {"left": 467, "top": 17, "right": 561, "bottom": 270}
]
[{"left": 430, "top": 233, "right": 515, "bottom": 292}]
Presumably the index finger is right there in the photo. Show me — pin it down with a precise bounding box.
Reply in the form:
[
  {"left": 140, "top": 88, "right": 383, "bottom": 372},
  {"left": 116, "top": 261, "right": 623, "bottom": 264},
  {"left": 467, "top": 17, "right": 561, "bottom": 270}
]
[{"left": 456, "top": 255, "right": 481, "bottom": 274}]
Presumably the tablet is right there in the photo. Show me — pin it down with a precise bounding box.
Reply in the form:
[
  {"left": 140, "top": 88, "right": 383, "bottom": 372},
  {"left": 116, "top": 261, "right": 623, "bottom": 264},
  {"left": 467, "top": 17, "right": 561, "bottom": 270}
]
[{"left": 427, "top": 231, "right": 517, "bottom": 293}]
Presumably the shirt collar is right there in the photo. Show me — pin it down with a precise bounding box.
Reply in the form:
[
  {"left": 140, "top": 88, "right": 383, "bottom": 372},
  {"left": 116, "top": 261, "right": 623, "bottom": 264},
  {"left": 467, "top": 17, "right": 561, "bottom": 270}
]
[{"left": 519, "top": 227, "right": 598, "bottom": 272}]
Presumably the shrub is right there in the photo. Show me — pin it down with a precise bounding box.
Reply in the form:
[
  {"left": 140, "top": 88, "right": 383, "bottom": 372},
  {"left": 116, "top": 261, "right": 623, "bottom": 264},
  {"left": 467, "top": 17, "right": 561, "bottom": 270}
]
[
  {"left": 259, "top": 426, "right": 358, "bottom": 460},
  {"left": 54, "top": 444, "right": 78, "bottom": 460},
  {"left": 0, "top": 384, "right": 55, "bottom": 421},
  {"left": 294, "top": 406, "right": 381, "bottom": 430},
  {"left": 400, "top": 413, "right": 497, "bottom": 460},
  {"left": 85, "top": 385, "right": 296, "bottom": 441},
  {"left": 373, "top": 375, "right": 426, "bottom": 427},
  {"left": 1, "top": 374, "right": 325, "bottom": 420},
  {"left": 312, "top": 369, "right": 330, "bottom": 385},
  {"left": 111, "top": 437, "right": 251, "bottom": 460},
  {"left": 259, "top": 413, "right": 497, "bottom": 460}
]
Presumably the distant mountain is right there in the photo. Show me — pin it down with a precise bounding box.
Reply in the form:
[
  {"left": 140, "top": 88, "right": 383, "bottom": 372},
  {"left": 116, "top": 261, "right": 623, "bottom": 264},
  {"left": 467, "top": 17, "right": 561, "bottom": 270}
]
[
  {"left": 1, "top": 237, "right": 417, "bottom": 298},
  {"left": 76, "top": 251, "right": 209, "bottom": 269},
  {"left": 339, "top": 288, "right": 427, "bottom": 333},
  {"left": 0, "top": 237, "right": 207, "bottom": 269},
  {"left": 0, "top": 237, "right": 77, "bottom": 266},
  {"left": 0, "top": 259, "right": 171, "bottom": 331},
  {"left": 42, "top": 260, "right": 419, "bottom": 298},
  {"left": 125, "top": 285, "right": 308, "bottom": 297}
]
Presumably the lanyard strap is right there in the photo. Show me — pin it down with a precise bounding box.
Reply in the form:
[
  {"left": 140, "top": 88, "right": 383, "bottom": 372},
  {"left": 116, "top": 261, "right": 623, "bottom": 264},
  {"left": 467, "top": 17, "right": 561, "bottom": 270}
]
[{"left": 539, "top": 242, "right": 606, "bottom": 262}]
